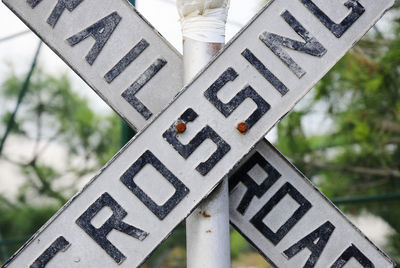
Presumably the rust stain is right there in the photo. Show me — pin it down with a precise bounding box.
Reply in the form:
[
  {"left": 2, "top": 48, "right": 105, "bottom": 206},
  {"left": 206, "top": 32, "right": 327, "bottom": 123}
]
[
  {"left": 211, "top": 43, "right": 222, "bottom": 55},
  {"left": 206, "top": 230, "right": 212, "bottom": 233},
  {"left": 176, "top": 122, "right": 187, "bottom": 133},
  {"left": 237, "top": 122, "right": 248, "bottom": 134},
  {"left": 202, "top": 211, "right": 211, "bottom": 218}
]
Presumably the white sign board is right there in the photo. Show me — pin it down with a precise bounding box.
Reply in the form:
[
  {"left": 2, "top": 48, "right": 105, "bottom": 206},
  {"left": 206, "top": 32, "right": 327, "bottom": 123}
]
[
  {"left": 230, "top": 140, "right": 395, "bottom": 267},
  {"left": 3, "top": 0, "right": 183, "bottom": 131},
  {"left": 2, "top": 0, "right": 396, "bottom": 267}
]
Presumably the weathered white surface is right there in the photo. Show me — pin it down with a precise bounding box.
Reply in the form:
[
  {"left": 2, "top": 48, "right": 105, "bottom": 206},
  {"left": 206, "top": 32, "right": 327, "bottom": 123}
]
[
  {"left": 2, "top": 0, "right": 396, "bottom": 267},
  {"left": 3, "top": 0, "right": 182, "bottom": 131},
  {"left": 230, "top": 140, "right": 395, "bottom": 267}
]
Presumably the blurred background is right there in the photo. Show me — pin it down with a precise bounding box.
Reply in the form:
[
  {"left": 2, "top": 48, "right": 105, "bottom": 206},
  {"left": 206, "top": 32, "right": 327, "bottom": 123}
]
[{"left": 0, "top": 0, "right": 399, "bottom": 267}]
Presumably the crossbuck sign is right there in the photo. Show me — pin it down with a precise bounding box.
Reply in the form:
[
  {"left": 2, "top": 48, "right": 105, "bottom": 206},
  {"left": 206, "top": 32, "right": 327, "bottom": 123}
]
[{"left": 2, "top": 0, "right": 397, "bottom": 267}]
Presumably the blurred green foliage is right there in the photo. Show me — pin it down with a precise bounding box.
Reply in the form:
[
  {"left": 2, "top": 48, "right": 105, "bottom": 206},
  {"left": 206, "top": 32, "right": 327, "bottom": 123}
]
[
  {"left": 0, "top": 198, "right": 58, "bottom": 260},
  {"left": 0, "top": 68, "right": 122, "bottom": 265},
  {"left": 0, "top": 69, "right": 122, "bottom": 204}
]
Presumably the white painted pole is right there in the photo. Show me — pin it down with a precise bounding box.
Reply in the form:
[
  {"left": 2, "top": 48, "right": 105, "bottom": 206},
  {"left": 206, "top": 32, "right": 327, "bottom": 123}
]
[{"left": 176, "top": 1, "right": 231, "bottom": 267}]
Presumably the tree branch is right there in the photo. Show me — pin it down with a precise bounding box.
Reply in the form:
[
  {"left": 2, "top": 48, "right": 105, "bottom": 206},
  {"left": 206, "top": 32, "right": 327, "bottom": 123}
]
[
  {"left": 29, "top": 164, "right": 67, "bottom": 204},
  {"left": 32, "top": 130, "right": 62, "bottom": 161},
  {"left": 307, "top": 162, "right": 400, "bottom": 178}
]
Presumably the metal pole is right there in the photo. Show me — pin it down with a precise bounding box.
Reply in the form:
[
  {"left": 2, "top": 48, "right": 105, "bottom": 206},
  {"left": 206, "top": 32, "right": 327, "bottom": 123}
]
[{"left": 177, "top": 1, "right": 230, "bottom": 267}]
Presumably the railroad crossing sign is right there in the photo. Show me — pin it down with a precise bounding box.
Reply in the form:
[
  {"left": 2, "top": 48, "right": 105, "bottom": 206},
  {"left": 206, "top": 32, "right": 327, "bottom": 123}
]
[{"left": 1, "top": 0, "right": 397, "bottom": 267}]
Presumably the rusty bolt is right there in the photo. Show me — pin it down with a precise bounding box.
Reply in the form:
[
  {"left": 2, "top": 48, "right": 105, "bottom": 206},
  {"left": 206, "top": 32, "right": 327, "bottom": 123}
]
[
  {"left": 237, "top": 122, "right": 248, "bottom": 134},
  {"left": 176, "top": 122, "right": 187, "bottom": 133}
]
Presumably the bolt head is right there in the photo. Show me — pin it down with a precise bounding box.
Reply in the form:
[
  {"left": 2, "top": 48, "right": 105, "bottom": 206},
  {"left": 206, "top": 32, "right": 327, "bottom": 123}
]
[{"left": 237, "top": 122, "right": 248, "bottom": 133}]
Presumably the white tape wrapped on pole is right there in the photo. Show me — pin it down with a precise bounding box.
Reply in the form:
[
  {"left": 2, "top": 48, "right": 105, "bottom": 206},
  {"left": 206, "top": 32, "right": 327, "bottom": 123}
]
[
  {"left": 177, "top": 0, "right": 229, "bottom": 43},
  {"left": 177, "top": 1, "right": 231, "bottom": 267}
]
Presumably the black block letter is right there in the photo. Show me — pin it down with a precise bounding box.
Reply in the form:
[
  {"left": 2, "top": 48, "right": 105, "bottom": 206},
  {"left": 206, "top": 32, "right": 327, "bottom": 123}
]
[
  {"left": 204, "top": 68, "right": 270, "bottom": 131},
  {"left": 260, "top": 10, "right": 326, "bottom": 78},
  {"left": 300, "top": 0, "right": 365, "bottom": 38},
  {"left": 250, "top": 182, "right": 312, "bottom": 245},
  {"left": 104, "top": 39, "right": 149, "bottom": 84},
  {"left": 229, "top": 152, "right": 281, "bottom": 215},
  {"left": 67, "top": 12, "right": 121, "bottom": 65},
  {"left": 242, "top": 49, "right": 289, "bottom": 96},
  {"left": 30, "top": 236, "right": 70, "bottom": 268},
  {"left": 47, "top": 0, "right": 83, "bottom": 28},
  {"left": 120, "top": 150, "right": 189, "bottom": 220},
  {"left": 76, "top": 192, "right": 148, "bottom": 264},
  {"left": 27, "top": 0, "right": 42, "bottom": 8},
  {"left": 162, "top": 108, "right": 231, "bottom": 176},
  {"left": 283, "top": 221, "right": 335, "bottom": 268},
  {"left": 121, "top": 58, "right": 167, "bottom": 120},
  {"left": 331, "top": 244, "right": 374, "bottom": 268}
]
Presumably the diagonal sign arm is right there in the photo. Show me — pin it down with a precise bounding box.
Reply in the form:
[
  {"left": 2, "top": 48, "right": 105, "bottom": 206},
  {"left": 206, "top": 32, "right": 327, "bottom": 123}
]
[
  {"left": 1, "top": 0, "right": 397, "bottom": 267},
  {"left": 229, "top": 140, "right": 395, "bottom": 267}
]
